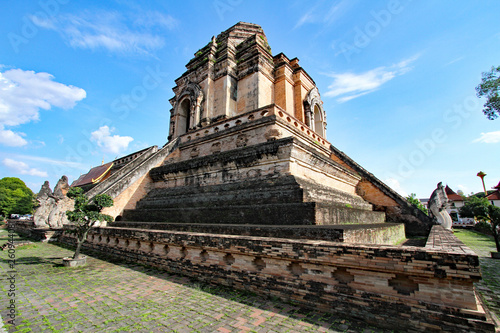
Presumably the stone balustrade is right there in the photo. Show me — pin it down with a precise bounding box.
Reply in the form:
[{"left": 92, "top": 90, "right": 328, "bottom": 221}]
[{"left": 180, "top": 104, "right": 331, "bottom": 150}]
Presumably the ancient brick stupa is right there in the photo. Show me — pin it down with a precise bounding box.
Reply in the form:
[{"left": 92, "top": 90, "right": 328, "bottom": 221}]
[
  {"left": 87, "top": 21, "right": 431, "bottom": 242},
  {"left": 34, "top": 22, "right": 431, "bottom": 240}
]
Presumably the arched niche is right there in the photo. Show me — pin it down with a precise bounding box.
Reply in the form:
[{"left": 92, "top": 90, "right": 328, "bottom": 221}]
[
  {"left": 177, "top": 98, "right": 191, "bottom": 136},
  {"left": 171, "top": 82, "right": 204, "bottom": 139},
  {"left": 303, "top": 87, "right": 327, "bottom": 139},
  {"left": 313, "top": 104, "right": 325, "bottom": 138}
]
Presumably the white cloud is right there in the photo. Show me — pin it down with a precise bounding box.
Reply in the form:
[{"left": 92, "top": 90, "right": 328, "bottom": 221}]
[
  {"left": 13, "top": 154, "right": 86, "bottom": 170},
  {"left": 457, "top": 185, "right": 468, "bottom": 194},
  {"left": 3, "top": 158, "right": 48, "bottom": 178},
  {"left": 133, "top": 11, "right": 177, "bottom": 30},
  {"left": 0, "top": 67, "right": 86, "bottom": 146},
  {"left": 30, "top": 10, "right": 176, "bottom": 55},
  {"left": 0, "top": 129, "right": 27, "bottom": 146},
  {"left": 91, "top": 126, "right": 134, "bottom": 155},
  {"left": 445, "top": 56, "right": 465, "bottom": 66},
  {"left": 30, "top": 14, "right": 57, "bottom": 29},
  {"left": 324, "top": 55, "right": 419, "bottom": 102},
  {"left": 294, "top": 1, "right": 352, "bottom": 29},
  {"left": 473, "top": 131, "right": 500, "bottom": 144},
  {"left": 295, "top": 10, "right": 315, "bottom": 29},
  {"left": 337, "top": 91, "right": 371, "bottom": 103},
  {"left": 384, "top": 178, "right": 408, "bottom": 197}
]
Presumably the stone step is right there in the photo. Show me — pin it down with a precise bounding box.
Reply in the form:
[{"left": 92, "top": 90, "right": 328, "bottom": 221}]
[
  {"left": 135, "top": 183, "right": 304, "bottom": 209},
  {"left": 135, "top": 176, "right": 373, "bottom": 211},
  {"left": 122, "top": 202, "right": 385, "bottom": 225},
  {"left": 123, "top": 202, "right": 317, "bottom": 225},
  {"left": 315, "top": 203, "right": 385, "bottom": 225},
  {"left": 106, "top": 222, "right": 406, "bottom": 245}
]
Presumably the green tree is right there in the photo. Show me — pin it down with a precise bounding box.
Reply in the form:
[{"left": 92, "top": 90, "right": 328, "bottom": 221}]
[
  {"left": 66, "top": 187, "right": 113, "bottom": 260},
  {"left": 459, "top": 196, "right": 500, "bottom": 252},
  {"left": 476, "top": 65, "right": 500, "bottom": 120},
  {"left": 0, "top": 177, "right": 35, "bottom": 216},
  {"left": 406, "top": 193, "right": 428, "bottom": 215},
  {"left": 0, "top": 188, "right": 14, "bottom": 217}
]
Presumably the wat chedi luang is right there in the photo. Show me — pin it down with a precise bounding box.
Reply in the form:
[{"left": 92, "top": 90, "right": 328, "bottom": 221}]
[
  {"left": 117, "top": 21, "right": 430, "bottom": 237},
  {"left": 23, "top": 22, "right": 494, "bottom": 332}
]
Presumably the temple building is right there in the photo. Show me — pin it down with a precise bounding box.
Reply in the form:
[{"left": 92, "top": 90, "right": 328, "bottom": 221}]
[
  {"left": 443, "top": 185, "right": 475, "bottom": 227},
  {"left": 486, "top": 181, "right": 500, "bottom": 206},
  {"left": 71, "top": 148, "right": 151, "bottom": 192}
]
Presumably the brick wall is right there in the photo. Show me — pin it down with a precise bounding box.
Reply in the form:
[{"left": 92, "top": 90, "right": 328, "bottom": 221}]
[
  {"left": 109, "top": 222, "right": 405, "bottom": 245},
  {"left": 57, "top": 225, "right": 494, "bottom": 332}
]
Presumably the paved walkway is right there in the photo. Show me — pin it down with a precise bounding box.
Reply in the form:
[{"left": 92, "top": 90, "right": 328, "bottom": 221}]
[{"left": 0, "top": 228, "right": 389, "bottom": 333}]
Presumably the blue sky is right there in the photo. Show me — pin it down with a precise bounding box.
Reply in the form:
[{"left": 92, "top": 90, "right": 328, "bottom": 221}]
[{"left": 1, "top": 0, "right": 499, "bottom": 199}]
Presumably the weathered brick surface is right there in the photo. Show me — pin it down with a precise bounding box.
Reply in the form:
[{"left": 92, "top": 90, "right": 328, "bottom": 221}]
[
  {"left": 425, "top": 225, "right": 476, "bottom": 254},
  {"left": 330, "top": 145, "right": 434, "bottom": 237},
  {"left": 9, "top": 220, "right": 63, "bottom": 242},
  {"left": 93, "top": 139, "right": 179, "bottom": 221},
  {"left": 56, "top": 225, "right": 494, "bottom": 332},
  {"left": 109, "top": 221, "right": 405, "bottom": 245},
  {"left": 127, "top": 138, "right": 385, "bottom": 226}
]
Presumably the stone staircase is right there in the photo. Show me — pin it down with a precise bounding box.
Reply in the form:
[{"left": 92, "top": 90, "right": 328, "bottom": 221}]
[
  {"left": 116, "top": 173, "right": 400, "bottom": 245},
  {"left": 122, "top": 175, "right": 385, "bottom": 226}
]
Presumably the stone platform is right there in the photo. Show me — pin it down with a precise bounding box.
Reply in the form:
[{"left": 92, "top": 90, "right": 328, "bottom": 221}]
[
  {"left": 55, "top": 225, "right": 494, "bottom": 332},
  {"left": 109, "top": 221, "right": 405, "bottom": 245},
  {"left": 0, "top": 229, "right": 401, "bottom": 332},
  {"left": 7, "top": 220, "right": 62, "bottom": 242}
]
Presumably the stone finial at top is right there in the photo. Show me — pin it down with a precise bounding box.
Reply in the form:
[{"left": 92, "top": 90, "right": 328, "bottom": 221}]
[
  {"left": 37, "top": 181, "right": 53, "bottom": 201},
  {"left": 53, "top": 175, "right": 70, "bottom": 200}
]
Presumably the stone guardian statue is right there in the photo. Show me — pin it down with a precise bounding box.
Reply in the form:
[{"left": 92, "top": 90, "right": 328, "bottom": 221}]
[
  {"left": 34, "top": 176, "right": 74, "bottom": 228},
  {"left": 428, "top": 182, "right": 453, "bottom": 230}
]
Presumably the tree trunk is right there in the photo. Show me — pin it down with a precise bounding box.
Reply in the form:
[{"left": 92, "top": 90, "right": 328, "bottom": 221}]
[
  {"left": 73, "top": 239, "right": 83, "bottom": 260},
  {"left": 73, "top": 230, "right": 89, "bottom": 259}
]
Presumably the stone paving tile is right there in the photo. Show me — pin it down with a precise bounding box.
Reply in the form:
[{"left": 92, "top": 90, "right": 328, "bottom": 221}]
[{"left": 1, "top": 230, "right": 394, "bottom": 332}]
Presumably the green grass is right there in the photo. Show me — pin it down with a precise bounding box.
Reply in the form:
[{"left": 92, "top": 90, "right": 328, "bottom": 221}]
[
  {"left": 454, "top": 229, "right": 496, "bottom": 257},
  {"left": 16, "top": 244, "right": 38, "bottom": 250}
]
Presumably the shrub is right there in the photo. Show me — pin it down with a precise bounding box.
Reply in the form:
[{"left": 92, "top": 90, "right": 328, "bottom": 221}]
[{"left": 474, "top": 221, "right": 492, "bottom": 235}]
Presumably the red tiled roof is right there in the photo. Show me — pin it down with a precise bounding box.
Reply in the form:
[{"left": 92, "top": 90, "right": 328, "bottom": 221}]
[
  {"left": 445, "top": 185, "right": 463, "bottom": 201},
  {"left": 487, "top": 191, "right": 500, "bottom": 200},
  {"left": 71, "top": 162, "right": 114, "bottom": 187}
]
